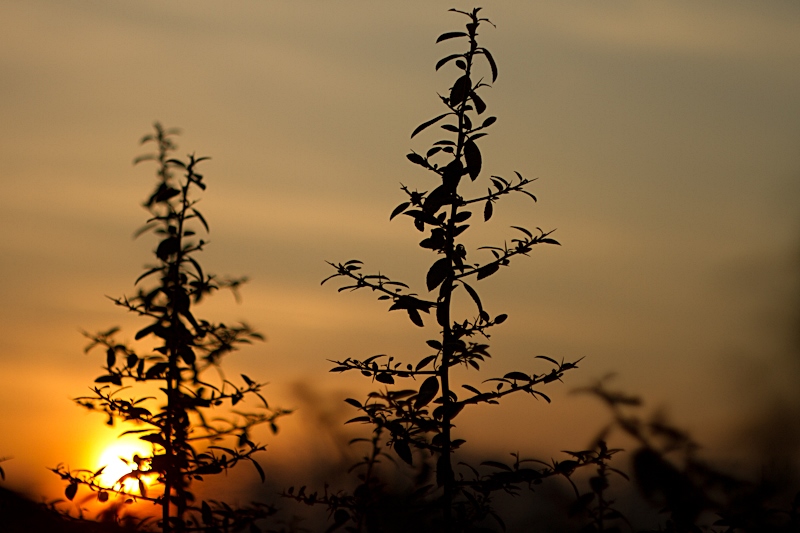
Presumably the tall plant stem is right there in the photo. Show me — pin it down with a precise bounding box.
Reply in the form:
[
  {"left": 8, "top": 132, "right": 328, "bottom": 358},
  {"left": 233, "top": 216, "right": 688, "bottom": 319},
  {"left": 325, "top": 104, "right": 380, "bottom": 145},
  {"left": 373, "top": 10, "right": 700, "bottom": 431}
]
[{"left": 439, "top": 18, "right": 479, "bottom": 530}]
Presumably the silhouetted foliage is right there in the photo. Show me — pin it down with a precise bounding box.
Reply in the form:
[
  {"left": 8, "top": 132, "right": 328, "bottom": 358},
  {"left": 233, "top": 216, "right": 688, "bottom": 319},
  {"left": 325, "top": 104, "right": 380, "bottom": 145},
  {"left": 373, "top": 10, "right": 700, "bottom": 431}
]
[
  {"left": 578, "top": 379, "right": 800, "bottom": 533},
  {"left": 1, "top": 485, "right": 132, "bottom": 533},
  {"left": 293, "top": 8, "right": 582, "bottom": 532},
  {"left": 21, "top": 8, "right": 798, "bottom": 533},
  {"left": 52, "top": 124, "right": 289, "bottom": 532}
]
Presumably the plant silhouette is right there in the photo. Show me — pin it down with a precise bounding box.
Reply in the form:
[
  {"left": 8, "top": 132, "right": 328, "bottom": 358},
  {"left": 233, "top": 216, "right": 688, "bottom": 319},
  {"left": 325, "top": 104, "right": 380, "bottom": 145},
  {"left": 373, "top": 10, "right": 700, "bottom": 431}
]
[
  {"left": 577, "top": 379, "right": 800, "bottom": 533},
  {"left": 288, "top": 8, "right": 584, "bottom": 532},
  {"left": 52, "top": 124, "right": 289, "bottom": 533}
]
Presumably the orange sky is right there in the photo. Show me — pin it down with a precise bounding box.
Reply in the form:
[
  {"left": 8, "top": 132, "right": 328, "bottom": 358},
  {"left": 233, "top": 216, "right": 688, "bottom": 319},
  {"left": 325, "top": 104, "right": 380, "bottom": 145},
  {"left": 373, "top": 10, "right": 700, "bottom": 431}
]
[{"left": 1, "top": 1, "right": 799, "bottom": 502}]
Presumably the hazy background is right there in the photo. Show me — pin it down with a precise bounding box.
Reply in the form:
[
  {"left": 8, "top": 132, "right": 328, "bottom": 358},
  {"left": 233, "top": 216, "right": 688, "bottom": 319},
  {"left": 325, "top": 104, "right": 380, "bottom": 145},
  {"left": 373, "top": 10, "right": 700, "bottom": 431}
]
[{"left": 1, "top": 0, "right": 799, "bottom": 503}]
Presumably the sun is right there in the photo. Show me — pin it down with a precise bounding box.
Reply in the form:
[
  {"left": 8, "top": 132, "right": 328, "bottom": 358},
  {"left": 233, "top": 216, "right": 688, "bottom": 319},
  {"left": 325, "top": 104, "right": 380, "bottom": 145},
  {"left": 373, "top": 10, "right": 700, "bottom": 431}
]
[{"left": 95, "top": 441, "right": 157, "bottom": 495}]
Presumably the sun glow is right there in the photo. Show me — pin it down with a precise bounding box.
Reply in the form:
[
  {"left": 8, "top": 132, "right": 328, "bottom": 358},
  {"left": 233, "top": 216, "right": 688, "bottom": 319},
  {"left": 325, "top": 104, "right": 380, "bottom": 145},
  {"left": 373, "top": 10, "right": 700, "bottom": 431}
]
[{"left": 95, "top": 441, "right": 158, "bottom": 495}]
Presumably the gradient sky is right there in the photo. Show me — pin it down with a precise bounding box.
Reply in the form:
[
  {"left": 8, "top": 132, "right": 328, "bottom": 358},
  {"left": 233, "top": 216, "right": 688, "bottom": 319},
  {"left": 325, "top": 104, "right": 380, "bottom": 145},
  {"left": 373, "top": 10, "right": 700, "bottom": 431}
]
[{"left": 1, "top": 0, "right": 799, "bottom": 500}]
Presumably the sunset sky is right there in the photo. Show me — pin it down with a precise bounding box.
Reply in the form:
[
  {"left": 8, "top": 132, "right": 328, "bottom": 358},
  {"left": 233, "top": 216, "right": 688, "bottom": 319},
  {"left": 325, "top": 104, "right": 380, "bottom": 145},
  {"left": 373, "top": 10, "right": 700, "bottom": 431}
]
[{"left": 1, "top": 1, "right": 799, "bottom": 502}]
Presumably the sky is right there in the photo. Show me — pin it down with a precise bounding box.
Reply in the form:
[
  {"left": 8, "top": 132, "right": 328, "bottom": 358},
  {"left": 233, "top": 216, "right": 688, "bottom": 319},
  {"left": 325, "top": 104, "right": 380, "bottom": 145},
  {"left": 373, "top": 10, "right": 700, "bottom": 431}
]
[{"left": 1, "top": 0, "right": 799, "bottom": 503}]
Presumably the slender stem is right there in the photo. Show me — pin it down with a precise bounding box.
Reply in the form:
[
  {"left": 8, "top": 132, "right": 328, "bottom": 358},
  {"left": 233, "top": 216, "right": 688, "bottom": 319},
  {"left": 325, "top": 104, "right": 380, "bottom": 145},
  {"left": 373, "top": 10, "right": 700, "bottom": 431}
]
[
  {"left": 440, "top": 16, "right": 480, "bottom": 531},
  {"left": 164, "top": 161, "right": 194, "bottom": 532}
]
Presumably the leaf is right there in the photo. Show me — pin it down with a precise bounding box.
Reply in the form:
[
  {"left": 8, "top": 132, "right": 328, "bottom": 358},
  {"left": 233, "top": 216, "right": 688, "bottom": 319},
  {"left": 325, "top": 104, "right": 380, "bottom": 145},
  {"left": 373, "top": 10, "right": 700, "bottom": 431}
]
[
  {"left": 482, "top": 116, "right": 497, "bottom": 128},
  {"left": 471, "top": 91, "right": 486, "bottom": 114},
  {"left": 462, "top": 282, "right": 483, "bottom": 313},
  {"left": 180, "top": 346, "right": 195, "bottom": 365},
  {"left": 504, "top": 372, "right": 530, "bottom": 382},
  {"left": 394, "top": 440, "right": 413, "bottom": 466},
  {"left": 453, "top": 211, "right": 472, "bottom": 223},
  {"left": 333, "top": 509, "right": 350, "bottom": 527},
  {"left": 134, "top": 266, "right": 162, "bottom": 286},
  {"left": 426, "top": 339, "right": 443, "bottom": 350},
  {"left": 241, "top": 374, "right": 254, "bottom": 386},
  {"left": 133, "top": 153, "right": 156, "bottom": 165},
  {"left": 344, "top": 398, "right": 362, "bottom": 408},
  {"left": 140, "top": 433, "right": 165, "bottom": 445},
  {"left": 535, "top": 355, "right": 559, "bottom": 366},
  {"left": 422, "top": 185, "right": 449, "bottom": 216},
  {"left": 484, "top": 200, "right": 493, "bottom": 221},
  {"left": 389, "top": 202, "right": 411, "bottom": 220},
  {"left": 345, "top": 416, "right": 371, "bottom": 424},
  {"left": 436, "top": 454, "right": 453, "bottom": 487},
  {"left": 252, "top": 459, "right": 266, "bottom": 482},
  {"left": 494, "top": 314, "right": 508, "bottom": 324},
  {"left": 375, "top": 373, "right": 395, "bottom": 384},
  {"left": 416, "top": 355, "right": 437, "bottom": 371},
  {"left": 426, "top": 258, "right": 451, "bottom": 292},
  {"left": 476, "top": 263, "right": 500, "bottom": 280},
  {"left": 481, "top": 460, "right": 511, "bottom": 471},
  {"left": 155, "top": 237, "right": 179, "bottom": 261},
  {"left": 436, "top": 300, "right": 448, "bottom": 328},
  {"left": 134, "top": 323, "right": 159, "bottom": 340},
  {"left": 414, "top": 376, "right": 440, "bottom": 409},
  {"left": 106, "top": 347, "right": 116, "bottom": 368},
  {"left": 404, "top": 209, "right": 441, "bottom": 226},
  {"left": 65, "top": 483, "right": 78, "bottom": 501},
  {"left": 202, "top": 501, "right": 213, "bottom": 525},
  {"left": 95, "top": 375, "right": 122, "bottom": 386},
  {"left": 462, "top": 384, "right": 481, "bottom": 395},
  {"left": 435, "top": 53, "right": 463, "bottom": 71},
  {"left": 450, "top": 75, "right": 471, "bottom": 107},
  {"left": 555, "top": 460, "right": 579, "bottom": 475},
  {"left": 480, "top": 47, "right": 498, "bottom": 82},
  {"left": 145, "top": 362, "right": 169, "bottom": 379},
  {"left": 464, "top": 139, "right": 482, "bottom": 180},
  {"left": 411, "top": 113, "right": 451, "bottom": 138},
  {"left": 154, "top": 185, "right": 180, "bottom": 203},
  {"left": 511, "top": 225, "right": 533, "bottom": 238},
  {"left": 407, "top": 308, "right": 424, "bottom": 327},
  {"left": 191, "top": 208, "right": 209, "bottom": 232},
  {"left": 540, "top": 238, "right": 561, "bottom": 245},
  {"left": 436, "top": 31, "right": 468, "bottom": 43},
  {"left": 406, "top": 152, "right": 426, "bottom": 166}
]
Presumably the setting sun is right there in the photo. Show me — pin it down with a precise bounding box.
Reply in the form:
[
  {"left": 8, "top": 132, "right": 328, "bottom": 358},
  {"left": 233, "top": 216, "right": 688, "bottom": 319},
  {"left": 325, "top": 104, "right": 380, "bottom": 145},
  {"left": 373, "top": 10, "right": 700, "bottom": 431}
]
[{"left": 95, "top": 441, "right": 157, "bottom": 495}]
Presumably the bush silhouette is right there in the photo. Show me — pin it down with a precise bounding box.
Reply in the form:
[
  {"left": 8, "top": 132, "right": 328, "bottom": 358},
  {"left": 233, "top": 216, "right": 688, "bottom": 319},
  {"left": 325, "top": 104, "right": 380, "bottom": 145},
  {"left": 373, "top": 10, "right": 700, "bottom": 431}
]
[{"left": 52, "top": 124, "right": 289, "bottom": 533}]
